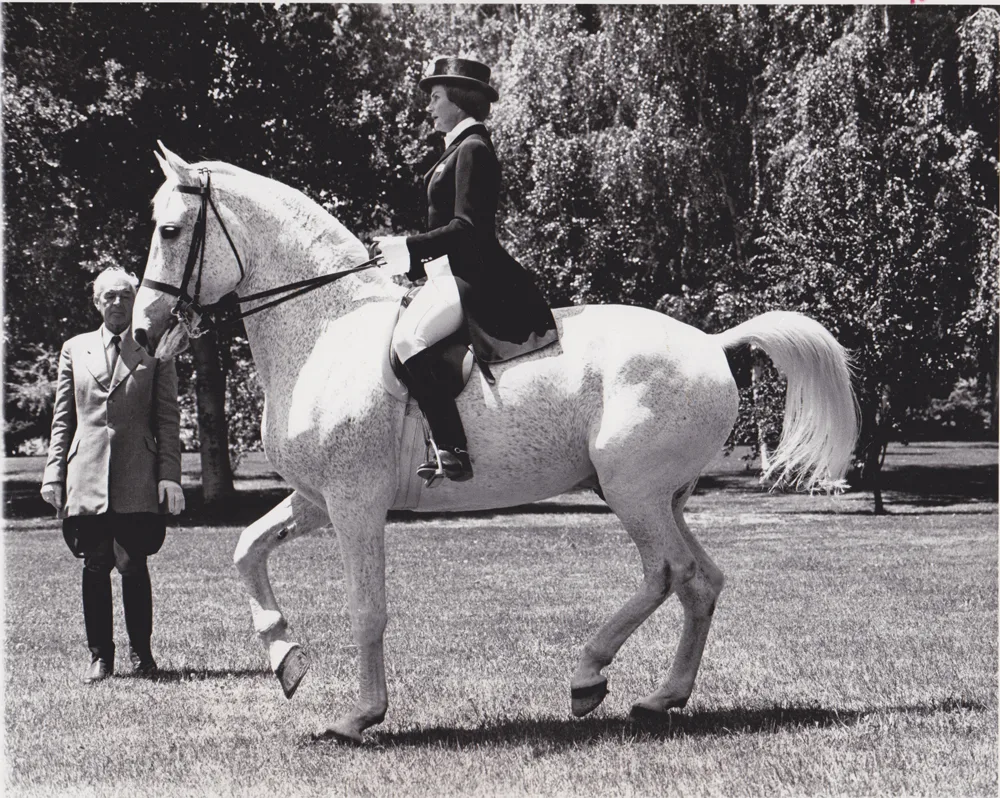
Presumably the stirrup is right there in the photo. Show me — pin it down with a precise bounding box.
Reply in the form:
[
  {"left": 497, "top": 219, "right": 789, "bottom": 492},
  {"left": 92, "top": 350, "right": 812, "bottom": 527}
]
[{"left": 417, "top": 438, "right": 472, "bottom": 487}]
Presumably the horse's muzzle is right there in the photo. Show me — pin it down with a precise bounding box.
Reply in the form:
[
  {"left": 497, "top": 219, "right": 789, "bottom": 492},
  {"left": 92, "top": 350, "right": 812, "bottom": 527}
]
[{"left": 133, "top": 327, "right": 154, "bottom": 357}]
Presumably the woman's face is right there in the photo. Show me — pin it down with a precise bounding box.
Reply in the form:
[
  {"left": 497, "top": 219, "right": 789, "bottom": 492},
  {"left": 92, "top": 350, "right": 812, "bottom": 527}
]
[{"left": 426, "top": 86, "right": 468, "bottom": 134}]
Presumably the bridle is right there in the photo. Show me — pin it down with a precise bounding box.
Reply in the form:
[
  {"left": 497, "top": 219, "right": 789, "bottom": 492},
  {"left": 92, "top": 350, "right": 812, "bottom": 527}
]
[{"left": 141, "top": 168, "right": 381, "bottom": 338}]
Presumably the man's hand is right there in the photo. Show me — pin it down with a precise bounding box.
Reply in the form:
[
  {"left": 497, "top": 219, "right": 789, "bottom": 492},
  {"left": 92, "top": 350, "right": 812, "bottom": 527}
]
[
  {"left": 158, "top": 480, "right": 185, "bottom": 515},
  {"left": 40, "top": 483, "right": 64, "bottom": 512}
]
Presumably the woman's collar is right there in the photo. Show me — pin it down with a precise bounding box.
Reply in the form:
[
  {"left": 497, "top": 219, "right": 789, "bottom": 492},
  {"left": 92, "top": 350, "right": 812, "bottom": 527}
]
[{"left": 444, "top": 117, "right": 483, "bottom": 148}]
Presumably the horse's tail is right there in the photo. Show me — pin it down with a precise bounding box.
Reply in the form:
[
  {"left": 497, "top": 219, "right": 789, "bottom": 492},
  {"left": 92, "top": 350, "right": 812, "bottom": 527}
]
[{"left": 714, "top": 310, "right": 860, "bottom": 493}]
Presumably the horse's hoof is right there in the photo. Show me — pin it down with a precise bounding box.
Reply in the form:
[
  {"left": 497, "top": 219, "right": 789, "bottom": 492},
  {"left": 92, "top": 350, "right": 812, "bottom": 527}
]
[
  {"left": 570, "top": 678, "right": 609, "bottom": 717},
  {"left": 629, "top": 696, "right": 687, "bottom": 726},
  {"left": 311, "top": 727, "right": 363, "bottom": 746},
  {"left": 275, "top": 645, "right": 309, "bottom": 699}
]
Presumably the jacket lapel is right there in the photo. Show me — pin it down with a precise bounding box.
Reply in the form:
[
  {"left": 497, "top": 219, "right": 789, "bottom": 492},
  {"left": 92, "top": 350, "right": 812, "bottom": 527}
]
[
  {"left": 83, "top": 328, "right": 113, "bottom": 391},
  {"left": 109, "top": 331, "right": 143, "bottom": 394},
  {"left": 423, "top": 124, "right": 489, "bottom": 185}
]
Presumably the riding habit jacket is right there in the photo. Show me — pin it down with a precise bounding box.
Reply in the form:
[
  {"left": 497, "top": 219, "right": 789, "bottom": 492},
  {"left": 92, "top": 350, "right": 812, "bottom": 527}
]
[{"left": 405, "top": 124, "right": 558, "bottom": 364}]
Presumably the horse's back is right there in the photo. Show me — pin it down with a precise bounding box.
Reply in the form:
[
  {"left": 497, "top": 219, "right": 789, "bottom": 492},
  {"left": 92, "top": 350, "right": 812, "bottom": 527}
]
[{"left": 529, "top": 304, "right": 737, "bottom": 407}]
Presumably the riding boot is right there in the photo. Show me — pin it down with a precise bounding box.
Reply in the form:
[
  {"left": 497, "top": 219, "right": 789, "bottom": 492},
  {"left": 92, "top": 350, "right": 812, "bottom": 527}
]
[{"left": 402, "top": 349, "right": 473, "bottom": 483}]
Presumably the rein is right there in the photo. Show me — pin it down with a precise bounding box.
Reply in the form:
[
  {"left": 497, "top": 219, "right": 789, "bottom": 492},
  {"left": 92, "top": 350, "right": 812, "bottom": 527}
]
[{"left": 141, "top": 168, "right": 382, "bottom": 336}]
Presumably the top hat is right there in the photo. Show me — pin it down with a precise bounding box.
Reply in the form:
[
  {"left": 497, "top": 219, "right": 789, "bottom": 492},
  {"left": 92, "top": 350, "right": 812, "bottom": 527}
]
[{"left": 419, "top": 57, "right": 499, "bottom": 102}]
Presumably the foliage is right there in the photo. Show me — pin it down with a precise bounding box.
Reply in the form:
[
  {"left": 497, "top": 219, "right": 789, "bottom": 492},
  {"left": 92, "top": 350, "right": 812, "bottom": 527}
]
[
  {"left": 748, "top": 6, "right": 999, "bottom": 485},
  {"left": 492, "top": 6, "right": 763, "bottom": 310},
  {"left": 3, "top": 4, "right": 996, "bottom": 485},
  {"left": 909, "top": 377, "right": 994, "bottom": 440}
]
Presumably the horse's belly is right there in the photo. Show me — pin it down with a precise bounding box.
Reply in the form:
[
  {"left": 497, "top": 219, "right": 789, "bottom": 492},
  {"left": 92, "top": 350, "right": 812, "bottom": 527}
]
[{"left": 397, "top": 377, "right": 595, "bottom": 513}]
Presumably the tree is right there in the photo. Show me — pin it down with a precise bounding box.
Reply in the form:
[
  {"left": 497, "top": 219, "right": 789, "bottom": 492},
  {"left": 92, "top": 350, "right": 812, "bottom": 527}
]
[
  {"left": 4, "top": 4, "right": 994, "bottom": 513},
  {"left": 749, "top": 6, "right": 998, "bottom": 510}
]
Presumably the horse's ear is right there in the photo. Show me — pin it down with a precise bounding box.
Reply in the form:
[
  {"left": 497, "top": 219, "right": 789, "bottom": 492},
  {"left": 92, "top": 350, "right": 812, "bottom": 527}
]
[
  {"left": 154, "top": 151, "right": 174, "bottom": 181},
  {"left": 156, "top": 140, "right": 196, "bottom": 182}
]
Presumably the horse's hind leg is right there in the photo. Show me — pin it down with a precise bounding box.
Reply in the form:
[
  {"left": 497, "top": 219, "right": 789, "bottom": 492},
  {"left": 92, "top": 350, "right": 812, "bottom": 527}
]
[
  {"left": 233, "top": 490, "right": 330, "bottom": 698},
  {"left": 569, "top": 485, "right": 696, "bottom": 717},
  {"left": 570, "top": 482, "right": 724, "bottom": 718},
  {"left": 631, "top": 483, "right": 725, "bottom": 719}
]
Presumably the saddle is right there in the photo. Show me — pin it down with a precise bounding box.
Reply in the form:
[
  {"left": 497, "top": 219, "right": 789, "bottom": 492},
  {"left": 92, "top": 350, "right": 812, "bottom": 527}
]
[{"left": 383, "top": 285, "right": 490, "bottom": 402}]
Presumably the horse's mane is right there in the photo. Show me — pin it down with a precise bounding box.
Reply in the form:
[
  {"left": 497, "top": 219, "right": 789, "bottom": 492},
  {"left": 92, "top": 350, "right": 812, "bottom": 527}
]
[{"left": 153, "top": 160, "right": 361, "bottom": 253}]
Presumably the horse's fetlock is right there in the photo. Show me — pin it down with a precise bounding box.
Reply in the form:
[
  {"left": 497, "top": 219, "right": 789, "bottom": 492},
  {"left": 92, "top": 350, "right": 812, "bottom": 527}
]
[
  {"left": 582, "top": 642, "right": 614, "bottom": 670},
  {"left": 254, "top": 610, "right": 288, "bottom": 637}
]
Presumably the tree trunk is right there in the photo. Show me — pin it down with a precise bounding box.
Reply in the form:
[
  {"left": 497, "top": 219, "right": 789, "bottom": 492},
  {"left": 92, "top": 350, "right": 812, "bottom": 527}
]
[
  {"left": 190, "top": 331, "right": 235, "bottom": 507},
  {"left": 859, "top": 394, "right": 889, "bottom": 515},
  {"left": 751, "top": 357, "right": 769, "bottom": 472},
  {"left": 985, "top": 335, "right": 998, "bottom": 438},
  {"left": 863, "top": 430, "right": 886, "bottom": 515}
]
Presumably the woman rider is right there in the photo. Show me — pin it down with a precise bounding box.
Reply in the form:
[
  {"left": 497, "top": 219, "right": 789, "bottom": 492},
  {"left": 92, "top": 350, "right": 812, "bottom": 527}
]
[{"left": 374, "top": 56, "right": 558, "bottom": 484}]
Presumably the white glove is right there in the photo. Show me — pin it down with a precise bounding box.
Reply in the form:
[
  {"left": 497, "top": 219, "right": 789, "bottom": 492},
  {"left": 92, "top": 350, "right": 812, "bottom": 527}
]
[
  {"left": 158, "top": 479, "right": 185, "bottom": 515},
  {"left": 372, "top": 236, "right": 411, "bottom": 276}
]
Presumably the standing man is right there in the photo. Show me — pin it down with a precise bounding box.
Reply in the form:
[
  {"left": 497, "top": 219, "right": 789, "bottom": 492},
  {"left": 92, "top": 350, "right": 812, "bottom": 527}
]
[{"left": 41, "top": 266, "right": 185, "bottom": 683}]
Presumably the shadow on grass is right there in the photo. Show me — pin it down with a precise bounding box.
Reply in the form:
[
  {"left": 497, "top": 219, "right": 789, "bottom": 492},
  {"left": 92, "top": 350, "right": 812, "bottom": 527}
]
[
  {"left": 696, "top": 460, "right": 998, "bottom": 515},
  {"left": 120, "top": 667, "right": 270, "bottom": 683},
  {"left": 4, "top": 454, "right": 995, "bottom": 524},
  {"left": 310, "top": 698, "right": 988, "bottom": 750},
  {"left": 2, "top": 483, "right": 614, "bottom": 526}
]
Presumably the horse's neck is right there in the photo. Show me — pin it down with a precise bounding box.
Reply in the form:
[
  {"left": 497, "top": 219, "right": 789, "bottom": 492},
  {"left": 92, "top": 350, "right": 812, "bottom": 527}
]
[{"left": 236, "top": 193, "right": 400, "bottom": 392}]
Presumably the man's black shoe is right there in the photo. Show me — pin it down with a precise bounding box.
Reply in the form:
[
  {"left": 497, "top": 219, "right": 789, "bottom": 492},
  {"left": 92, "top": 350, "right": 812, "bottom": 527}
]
[
  {"left": 130, "top": 649, "right": 158, "bottom": 677},
  {"left": 82, "top": 658, "right": 113, "bottom": 684}
]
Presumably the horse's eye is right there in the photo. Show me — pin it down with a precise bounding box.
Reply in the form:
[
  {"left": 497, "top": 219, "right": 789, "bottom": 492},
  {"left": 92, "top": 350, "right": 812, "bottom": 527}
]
[{"left": 160, "top": 225, "right": 181, "bottom": 240}]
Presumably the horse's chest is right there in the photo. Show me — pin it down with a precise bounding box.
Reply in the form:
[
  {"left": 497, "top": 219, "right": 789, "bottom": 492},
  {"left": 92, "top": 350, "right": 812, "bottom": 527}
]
[{"left": 263, "top": 393, "right": 398, "bottom": 482}]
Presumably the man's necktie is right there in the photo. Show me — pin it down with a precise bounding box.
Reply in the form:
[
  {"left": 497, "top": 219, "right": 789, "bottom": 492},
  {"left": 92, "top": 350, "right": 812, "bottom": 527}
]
[{"left": 110, "top": 335, "right": 121, "bottom": 375}]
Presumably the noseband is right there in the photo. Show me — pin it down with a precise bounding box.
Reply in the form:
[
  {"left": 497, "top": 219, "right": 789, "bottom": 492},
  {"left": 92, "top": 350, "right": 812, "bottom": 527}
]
[{"left": 141, "top": 168, "right": 381, "bottom": 338}]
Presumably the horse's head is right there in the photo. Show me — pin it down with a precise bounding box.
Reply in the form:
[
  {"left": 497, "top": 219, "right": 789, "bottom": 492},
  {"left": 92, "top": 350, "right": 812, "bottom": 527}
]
[{"left": 133, "top": 141, "right": 248, "bottom": 359}]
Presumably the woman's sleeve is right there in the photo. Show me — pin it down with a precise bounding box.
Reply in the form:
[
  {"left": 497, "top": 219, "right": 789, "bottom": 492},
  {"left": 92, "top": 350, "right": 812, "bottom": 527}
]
[{"left": 406, "top": 140, "right": 498, "bottom": 281}]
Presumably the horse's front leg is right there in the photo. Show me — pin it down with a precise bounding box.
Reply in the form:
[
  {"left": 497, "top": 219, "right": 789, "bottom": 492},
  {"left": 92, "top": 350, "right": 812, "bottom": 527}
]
[
  {"left": 233, "top": 490, "right": 330, "bottom": 698},
  {"left": 321, "top": 502, "right": 389, "bottom": 744}
]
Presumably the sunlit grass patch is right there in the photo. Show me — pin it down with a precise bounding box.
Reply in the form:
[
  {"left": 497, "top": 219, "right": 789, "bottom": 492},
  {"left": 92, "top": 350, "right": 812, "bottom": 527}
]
[{"left": 4, "top": 445, "right": 996, "bottom": 796}]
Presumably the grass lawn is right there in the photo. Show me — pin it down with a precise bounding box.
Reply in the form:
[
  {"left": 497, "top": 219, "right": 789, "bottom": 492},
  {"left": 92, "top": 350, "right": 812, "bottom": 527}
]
[{"left": 3, "top": 443, "right": 997, "bottom": 796}]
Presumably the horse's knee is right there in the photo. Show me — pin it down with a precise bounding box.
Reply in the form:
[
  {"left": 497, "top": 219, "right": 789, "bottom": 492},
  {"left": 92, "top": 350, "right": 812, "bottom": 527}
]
[
  {"left": 708, "top": 567, "right": 725, "bottom": 596},
  {"left": 676, "top": 561, "right": 724, "bottom": 613}
]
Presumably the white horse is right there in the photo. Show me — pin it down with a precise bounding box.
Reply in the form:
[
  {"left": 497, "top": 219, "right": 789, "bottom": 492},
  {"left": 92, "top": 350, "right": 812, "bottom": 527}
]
[{"left": 133, "top": 143, "right": 858, "bottom": 743}]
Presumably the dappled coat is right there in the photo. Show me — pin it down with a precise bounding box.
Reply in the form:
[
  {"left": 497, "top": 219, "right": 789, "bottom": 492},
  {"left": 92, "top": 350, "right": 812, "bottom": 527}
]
[
  {"left": 42, "top": 327, "right": 181, "bottom": 516},
  {"left": 405, "top": 123, "right": 558, "bottom": 364}
]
